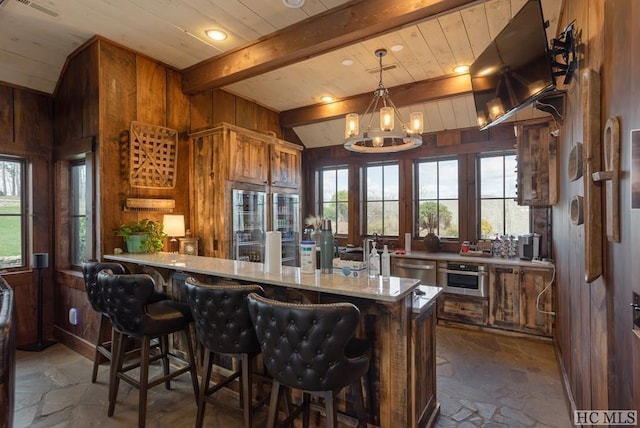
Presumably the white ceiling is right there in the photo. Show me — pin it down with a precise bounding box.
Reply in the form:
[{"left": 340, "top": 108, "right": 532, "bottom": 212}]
[{"left": 0, "top": 0, "right": 562, "bottom": 148}]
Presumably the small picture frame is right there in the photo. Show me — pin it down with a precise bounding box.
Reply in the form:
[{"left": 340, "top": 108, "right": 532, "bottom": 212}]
[{"left": 179, "top": 238, "right": 199, "bottom": 255}]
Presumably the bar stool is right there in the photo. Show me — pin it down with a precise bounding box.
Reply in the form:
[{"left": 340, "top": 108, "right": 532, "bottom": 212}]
[
  {"left": 97, "top": 269, "right": 199, "bottom": 428},
  {"left": 82, "top": 261, "right": 169, "bottom": 383},
  {"left": 82, "top": 261, "right": 126, "bottom": 383},
  {"left": 247, "top": 293, "right": 370, "bottom": 428},
  {"left": 184, "top": 277, "right": 265, "bottom": 428}
]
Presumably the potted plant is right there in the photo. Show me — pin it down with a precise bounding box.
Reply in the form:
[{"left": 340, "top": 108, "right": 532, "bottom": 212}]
[
  {"left": 420, "top": 211, "right": 440, "bottom": 252},
  {"left": 115, "top": 218, "right": 167, "bottom": 253}
]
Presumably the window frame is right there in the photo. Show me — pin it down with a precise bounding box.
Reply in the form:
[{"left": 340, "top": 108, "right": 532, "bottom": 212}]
[
  {"left": 69, "top": 160, "right": 87, "bottom": 268},
  {"left": 0, "top": 156, "right": 27, "bottom": 270},
  {"left": 319, "top": 166, "right": 349, "bottom": 236},
  {"left": 477, "top": 151, "right": 531, "bottom": 238},
  {"left": 362, "top": 161, "right": 400, "bottom": 237},
  {"left": 413, "top": 157, "right": 460, "bottom": 240}
]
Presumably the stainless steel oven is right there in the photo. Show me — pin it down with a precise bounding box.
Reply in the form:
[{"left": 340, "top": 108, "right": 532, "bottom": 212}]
[{"left": 437, "top": 262, "right": 488, "bottom": 297}]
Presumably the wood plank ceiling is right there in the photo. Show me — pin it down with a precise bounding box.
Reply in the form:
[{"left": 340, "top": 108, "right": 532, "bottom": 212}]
[{"left": 0, "top": 0, "right": 562, "bottom": 148}]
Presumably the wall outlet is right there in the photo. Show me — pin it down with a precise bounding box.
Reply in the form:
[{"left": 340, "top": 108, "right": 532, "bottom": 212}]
[{"left": 68, "top": 307, "right": 78, "bottom": 326}]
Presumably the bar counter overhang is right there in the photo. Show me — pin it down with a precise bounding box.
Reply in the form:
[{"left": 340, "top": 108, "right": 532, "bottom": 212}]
[{"left": 105, "top": 253, "right": 442, "bottom": 428}]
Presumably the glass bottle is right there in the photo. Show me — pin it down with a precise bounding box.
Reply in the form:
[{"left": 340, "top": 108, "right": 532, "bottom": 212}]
[
  {"left": 381, "top": 244, "right": 390, "bottom": 277},
  {"left": 368, "top": 241, "right": 380, "bottom": 278}
]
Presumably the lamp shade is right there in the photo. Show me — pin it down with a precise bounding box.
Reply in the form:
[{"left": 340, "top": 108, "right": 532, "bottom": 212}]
[{"left": 163, "top": 214, "right": 185, "bottom": 237}]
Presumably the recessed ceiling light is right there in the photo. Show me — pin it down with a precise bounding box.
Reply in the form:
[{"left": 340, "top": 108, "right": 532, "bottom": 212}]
[
  {"left": 390, "top": 44, "right": 404, "bottom": 52},
  {"left": 341, "top": 59, "right": 354, "bottom": 66},
  {"left": 321, "top": 96, "right": 334, "bottom": 103},
  {"left": 282, "top": 0, "right": 305, "bottom": 7},
  {"left": 453, "top": 64, "right": 469, "bottom": 73},
  {"left": 205, "top": 29, "right": 227, "bottom": 41}
]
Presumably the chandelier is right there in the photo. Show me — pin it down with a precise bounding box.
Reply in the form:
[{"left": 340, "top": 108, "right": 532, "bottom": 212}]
[{"left": 344, "top": 49, "right": 424, "bottom": 153}]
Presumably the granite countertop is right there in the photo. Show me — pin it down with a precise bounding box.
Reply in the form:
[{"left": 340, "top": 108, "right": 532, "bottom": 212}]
[
  {"left": 104, "top": 252, "right": 439, "bottom": 303},
  {"left": 392, "top": 250, "right": 554, "bottom": 269}
]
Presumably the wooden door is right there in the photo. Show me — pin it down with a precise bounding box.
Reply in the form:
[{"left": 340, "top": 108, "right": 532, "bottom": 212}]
[
  {"left": 270, "top": 143, "right": 300, "bottom": 189},
  {"left": 519, "top": 267, "right": 554, "bottom": 336},
  {"left": 229, "top": 130, "right": 269, "bottom": 185},
  {"left": 489, "top": 267, "right": 521, "bottom": 329}
]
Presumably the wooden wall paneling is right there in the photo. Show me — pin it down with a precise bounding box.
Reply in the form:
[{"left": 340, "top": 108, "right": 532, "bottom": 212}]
[
  {"left": 56, "top": 54, "right": 83, "bottom": 145},
  {"left": 399, "top": 158, "right": 413, "bottom": 246},
  {"left": 348, "top": 162, "right": 361, "bottom": 244},
  {"left": 460, "top": 153, "right": 475, "bottom": 242},
  {"left": 166, "top": 68, "right": 191, "bottom": 232},
  {"left": 0, "top": 85, "right": 13, "bottom": 144},
  {"left": 255, "top": 104, "right": 281, "bottom": 137},
  {"left": 13, "top": 89, "right": 53, "bottom": 156},
  {"left": 98, "top": 40, "right": 137, "bottom": 257},
  {"left": 81, "top": 42, "right": 100, "bottom": 138},
  {"left": 136, "top": 56, "right": 167, "bottom": 126},
  {"left": 212, "top": 90, "right": 235, "bottom": 126},
  {"left": 190, "top": 90, "right": 214, "bottom": 131},
  {"left": 590, "top": 280, "right": 608, "bottom": 410},
  {"left": 235, "top": 96, "right": 257, "bottom": 130},
  {"left": 54, "top": 271, "right": 102, "bottom": 359}
]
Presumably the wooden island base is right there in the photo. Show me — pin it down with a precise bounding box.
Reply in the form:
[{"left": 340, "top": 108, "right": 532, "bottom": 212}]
[{"left": 106, "top": 253, "right": 441, "bottom": 428}]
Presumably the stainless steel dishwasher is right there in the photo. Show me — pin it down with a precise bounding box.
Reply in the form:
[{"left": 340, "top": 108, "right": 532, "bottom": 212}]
[{"left": 392, "top": 258, "right": 438, "bottom": 285}]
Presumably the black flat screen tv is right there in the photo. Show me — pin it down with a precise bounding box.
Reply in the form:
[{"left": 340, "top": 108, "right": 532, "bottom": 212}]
[{"left": 470, "top": 0, "right": 555, "bottom": 130}]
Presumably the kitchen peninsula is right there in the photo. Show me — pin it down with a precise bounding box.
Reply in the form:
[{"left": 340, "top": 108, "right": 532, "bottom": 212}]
[{"left": 105, "top": 252, "right": 442, "bottom": 428}]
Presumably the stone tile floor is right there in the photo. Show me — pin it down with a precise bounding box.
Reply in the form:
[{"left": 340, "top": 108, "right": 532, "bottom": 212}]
[{"left": 15, "top": 326, "right": 571, "bottom": 427}]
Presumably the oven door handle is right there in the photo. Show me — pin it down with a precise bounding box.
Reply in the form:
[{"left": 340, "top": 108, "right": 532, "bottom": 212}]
[
  {"left": 438, "top": 269, "right": 482, "bottom": 276},
  {"left": 395, "top": 262, "right": 436, "bottom": 270}
]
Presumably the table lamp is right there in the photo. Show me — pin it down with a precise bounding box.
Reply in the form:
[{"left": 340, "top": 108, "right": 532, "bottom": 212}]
[{"left": 163, "top": 214, "right": 185, "bottom": 253}]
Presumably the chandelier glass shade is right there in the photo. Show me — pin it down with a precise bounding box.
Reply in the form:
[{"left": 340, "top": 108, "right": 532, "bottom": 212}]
[{"left": 344, "top": 49, "right": 424, "bottom": 153}]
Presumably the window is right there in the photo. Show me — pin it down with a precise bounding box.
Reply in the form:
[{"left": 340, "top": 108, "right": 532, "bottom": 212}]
[
  {"left": 320, "top": 167, "right": 349, "bottom": 235},
  {"left": 415, "top": 159, "right": 459, "bottom": 238},
  {"left": 365, "top": 163, "right": 399, "bottom": 236},
  {"left": 70, "top": 161, "right": 87, "bottom": 267},
  {"left": 479, "top": 154, "right": 529, "bottom": 238},
  {"left": 0, "top": 157, "right": 26, "bottom": 269}
]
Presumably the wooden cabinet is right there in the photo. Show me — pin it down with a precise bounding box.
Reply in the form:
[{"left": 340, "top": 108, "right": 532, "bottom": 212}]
[
  {"left": 229, "top": 130, "right": 269, "bottom": 185},
  {"left": 489, "top": 266, "right": 554, "bottom": 336},
  {"left": 190, "top": 123, "right": 302, "bottom": 259},
  {"left": 270, "top": 144, "right": 300, "bottom": 188},
  {"left": 516, "top": 122, "right": 558, "bottom": 206},
  {"left": 410, "top": 297, "right": 438, "bottom": 428},
  {"left": 437, "top": 293, "right": 488, "bottom": 326}
]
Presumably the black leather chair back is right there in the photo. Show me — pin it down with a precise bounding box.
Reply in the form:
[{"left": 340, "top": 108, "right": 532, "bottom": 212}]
[
  {"left": 82, "top": 261, "right": 126, "bottom": 313},
  {"left": 97, "top": 269, "right": 155, "bottom": 335},
  {"left": 247, "top": 293, "right": 369, "bottom": 392},
  {"left": 184, "top": 277, "right": 264, "bottom": 355}
]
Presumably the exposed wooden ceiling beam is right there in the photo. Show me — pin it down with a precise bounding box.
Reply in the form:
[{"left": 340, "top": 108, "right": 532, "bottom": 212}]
[
  {"left": 280, "top": 73, "right": 472, "bottom": 128},
  {"left": 182, "top": 0, "right": 481, "bottom": 94}
]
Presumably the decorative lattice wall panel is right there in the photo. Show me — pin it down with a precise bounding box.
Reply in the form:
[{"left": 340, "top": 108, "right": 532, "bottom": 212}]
[{"left": 129, "top": 121, "right": 178, "bottom": 189}]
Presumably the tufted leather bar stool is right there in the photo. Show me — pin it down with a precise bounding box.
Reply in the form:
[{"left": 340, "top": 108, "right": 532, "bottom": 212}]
[
  {"left": 82, "top": 261, "right": 168, "bottom": 383},
  {"left": 82, "top": 261, "right": 126, "bottom": 383},
  {"left": 184, "top": 277, "right": 266, "bottom": 428},
  {"left": 247, "top": 293, "right": 370, "bottom": 428},
  {"left": 97, "top": 269, "right": 199, "bottom": 428}
]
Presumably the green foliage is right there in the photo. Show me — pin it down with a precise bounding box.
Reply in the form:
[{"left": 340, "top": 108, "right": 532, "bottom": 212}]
[
  {"left": 480, "top": 219, "right": 494, "bottom": 238},
  {"left": 0, "top": 200, "right": 22, "bottom": 258},
  {"left": 115, "top": 218, "right": 167, "bottom": 253},
  {"left": 419, "top": 201, "right": 452, "bottom": 234}
]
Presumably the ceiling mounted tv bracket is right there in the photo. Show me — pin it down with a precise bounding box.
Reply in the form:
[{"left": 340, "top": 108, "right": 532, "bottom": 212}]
[{"left": 549, "top": 20, "right": 577, "bottom": 85}]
